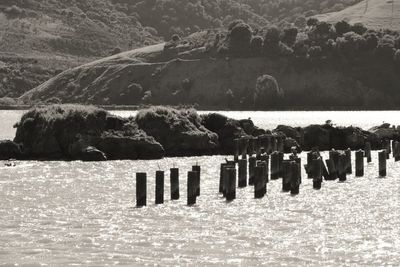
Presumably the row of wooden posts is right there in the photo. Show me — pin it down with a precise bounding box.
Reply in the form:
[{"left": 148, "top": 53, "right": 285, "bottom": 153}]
[{"left": 135, "top": 139, "right": 400, "bottom": 207}]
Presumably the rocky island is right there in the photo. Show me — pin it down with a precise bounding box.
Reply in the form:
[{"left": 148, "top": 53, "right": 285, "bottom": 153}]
[{"left": 0, "top": 104, "right": 398, "bottom": 161}]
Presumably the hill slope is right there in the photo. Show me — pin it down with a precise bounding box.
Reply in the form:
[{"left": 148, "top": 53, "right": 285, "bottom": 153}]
[
  {"left": 316, "top": 0, "right": 400, "bottom": 30},
  {"left": 0, "top": 0, "right": 364, "bottom": 99}
]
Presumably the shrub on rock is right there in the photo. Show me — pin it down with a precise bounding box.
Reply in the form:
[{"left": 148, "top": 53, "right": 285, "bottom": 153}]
[
  {"left": 136, "top": 106, "right": 219, "bottom": 156},
  {"left": 14, "top": 105, "right": 164, "bottom": 160}
]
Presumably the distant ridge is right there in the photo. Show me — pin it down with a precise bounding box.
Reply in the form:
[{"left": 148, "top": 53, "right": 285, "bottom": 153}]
[{"left": 316, "top": 0, "right": 400, "bottom": 30}]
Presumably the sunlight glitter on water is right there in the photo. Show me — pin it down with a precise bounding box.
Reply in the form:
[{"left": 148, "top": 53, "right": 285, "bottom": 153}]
[{"left": 0, "top": 151, "right": 399, "bottom": 266}]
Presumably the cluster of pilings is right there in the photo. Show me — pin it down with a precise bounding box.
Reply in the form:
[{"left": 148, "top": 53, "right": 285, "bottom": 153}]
[
  {"left": 135, "top": 139, "right": 398, "bottom": 207},
  {"left": 136, "top": 165, "right": 201, "bottom": 207}
]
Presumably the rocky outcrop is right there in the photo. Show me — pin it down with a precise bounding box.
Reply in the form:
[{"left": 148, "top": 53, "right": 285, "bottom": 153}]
[
  {"left": 13, "top": 105, "right": 164, "bottom": 160},
  {"left": 0, "top": 140, "right": 22, "bottom": 160},
  {"left": 201, "top": 113, "right": 249, "bottom": 154},
  {"left": 136, "top": 107, "right": 219, "bottom": 156}
]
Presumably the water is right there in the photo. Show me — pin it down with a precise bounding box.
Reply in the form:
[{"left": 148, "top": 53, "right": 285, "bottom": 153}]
[{"left": 1, "top": 111, "right": 400, "bottom": 266}]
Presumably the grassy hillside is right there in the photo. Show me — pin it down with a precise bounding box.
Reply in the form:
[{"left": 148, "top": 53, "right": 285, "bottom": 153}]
[
  {"left": 0, "top": 0, "right": 364, "bottom": 98},
  {"left": 316, "top": 0, "right": 400, "bottom": 30},
  {"left": 19, "top": 17, "right": 400, "bottom": 110}
]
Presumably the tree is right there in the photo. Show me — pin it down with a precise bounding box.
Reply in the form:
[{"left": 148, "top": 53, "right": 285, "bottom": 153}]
[
  {"left": 228, "top": 22, "right": 252, "bottom": 55},
  {"left": 335, "top": 20, "right": 351, "bottom": 36},
  {"left": 308, "top": 46, "right": 322, "bottom": 59},
  {"left": 254, "top": 75, "right": 284, "bottom": 109},
  {"left": 336, "top": 31, "right": 366, "bottom": 57},
  {"left": 281, "top": 27, "right": 298, "bottom": 47},
  {"left": 263, "top": 26, "right": 280, "bottom": 55},
  {"left": 294, "top": 15, "right": 307, "bottom": 28},
  {"left": 250, "top": 36, "right": 263, "bottom": 55},
  {"left": 376, "top": 35, "right": 395, "bottom": 59},
  {"left": 350, "top": 23, "right": 367, "bottom": 35},
  {"left": 307, "top": 18, "right": 319, "bottom": 27}
]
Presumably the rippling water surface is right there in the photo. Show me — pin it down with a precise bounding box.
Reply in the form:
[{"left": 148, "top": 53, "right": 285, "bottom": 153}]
[{"left": 1, "top": 110, "right": 400, "bottom": 266}]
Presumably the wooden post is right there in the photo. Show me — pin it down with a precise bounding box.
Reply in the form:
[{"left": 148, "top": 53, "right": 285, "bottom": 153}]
[
  {"left": 378, "top": 150, "right": 387, "bottom": 177},
  {"left": 254, "top": 165, "right": 265, "bottom": 198},
  {"left": 394, "top": 141, "right": 400, "bottom": 162},
  {"left": 365, "top": 142, "right": 372, "bottom": 163},
  {"left": 290, "top": 161, "right": 300, "bottom": 195},
  {"left": 192, "top": 165, "right": 201, "bottom": 196},
  {"left": 136, "top": 172, "right": 147, "bottom": 207},
  {"left": 270, "top": 151, "right": 279, "bottom": 180},
  {"left": 187, "top": 171, "right": 197, "bottom": 206},
  {"left": 241, "top": 138, "right": 249, "bottom": 159},
  {"left": 329, "top": 149, "right": 339, "bottom": 170},
  {"left": 257, "top": 161, "right": 268, "bottom": 196},
  {"left": 260, "top": 154, "right": 269, "bottom": 184},
  {"left": 338, "top": 154, "right": 347, "bottom": 182},
  {"left": 325, "top": 158, "right": 337, "bottom": 180},
  {"left": 312, "top": 157, "right": 322, "bottom": 190},
  {"left": 272, "top": 136, "right": 278, "bottom": 153},
  {"left": 384, "top": 139, "right": 391, "bottom": 159},
  {"left": 234, "top": 138, "right": 239, "bottom": 162},
  {"left": 238, "top": 159, "right": 247, "bottom": 188},
  {"left": 277, "top": 136, "right": 284, "bottom": 153},
  {"left": 345, "top": 148, "right": 352, "bottom": 174},
  {"left": 282, "top": 160, "right": 292, "bottom": 192},
  {"left": 226, "top": 167, "right": 236, "bottom": 201},
  {"left": 170, "top": 168, "right": 179, "bottom": 200},
  {"left": 248, "top": 156, "right": 256, "bottom": 185},
  {"left": 219, "top": 163, "right": 225, "bottom": 194},
  {"left": 290, "top": 155, "right": 302, "bottom": 184},
  {"left": 355, "top": 150, "right": 364, "bottom": 177},
  {"left": 278, "top": 151, "right": 284, "bottom": 178},
  {"left": 155, "top": 171, "right": 164, "bottom": 204},
  {"left": 320, "top": 157, "right": 330, "bottom": 181},
  {"left": 307, "top": 152, "right": 313, "bottom": 178},
  {"left": 249, "top": 137, "right": 256, "bottom": 156},
  {"left": 256, "top": 137, "right": 262, "bottom": 160}
]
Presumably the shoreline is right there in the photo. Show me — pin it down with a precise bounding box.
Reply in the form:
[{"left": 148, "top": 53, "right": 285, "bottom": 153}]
[{"left": 2, "top": 104, "right": 400, "bottom": 112}]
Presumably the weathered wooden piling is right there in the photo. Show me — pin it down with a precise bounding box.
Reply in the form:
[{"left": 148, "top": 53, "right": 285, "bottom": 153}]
[
  {"left": 254, "top": 165, "right": 265, "bottom": 198},
  {"left": 278, "top": 152, "right": 284, "bottom": 178},
  {"left": 136, "top": 172, "right": 147, "bottom": 207},
  {"left": 320, "top": 157, "right": 330, "bottom": 181},
  {"left": 282, "top": 160, "right": 292, "bottom": 192},
  {"left": 277, "top": 136, "right": 284, "bottom": 153},
  {"left": 192, "top": 165, "right": 201, "bottom": 196},
  {"left": 259, "top": 154, "right": 270, "bottom": 184},
  {"left": 256, "top": 137, "right": 262, "bottom": 159},
  {"left": 325, "top": 158, "right": 337, "bottom": 180},
  {"left": 329, "top": 149, "right": 340, "bottom": 170},
  {"left": 155, "top": 171, "right": 164, "bottom": 204},
  {"left": 226, "top": 167, "right": 237, "bottom": 201},
  {"left": 378, "top": 150, "right": 387, "bottom": 177},
  {"left": 187, "top": 171, "right": 197, "bottom": 205},
  {"left": 270, "top": 151, "right": 279, "bottom": 180},
  {"left": 307, "top": 152, "right": 314, "bottom": 178},
  {"left": 384, "top": 139, "right": 391, "bottom": 159},
  {"left": 345, "top": 148, "right": 352, "bottom": 174},
  {"left": 355, "top": 150, "right": 364, "bottom": 177},
  {"left": 248, "top": 156, "right": 256, "bottom": 185},
  {"left": 238, "top": 159, "right": 247, "bottom": 188},
  {"left": 170, "top": 168, "right": 179, "bottom": 200},
  {"left": 394, "top": 141, "right": 400, "bottom": 162},
  {"left": 241, "top": 138, "right": 249, "bottom": 159},
  {"left": 234, "top": 138, "right": 239, "bottom": 162},
  {"left": 257, "top": 161, "right": 268, "bottom": 195},
  {"left": 312, "top": 158, "right": 322, "bottom": 190},
  {"left": 290, "top": 161, "right": 300, "bottom": 195},
  {"left": 248, "top": 137, "right": 256, "bottom": 156},
  {"left": 290, "top": 155, "right": 302, "bottom": 184},
  {"left": 365, "top": 142, "right": 372, "bottom": 163},
  {"left": 338, "top": 154, "right": 347, "bottom": 182}
]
